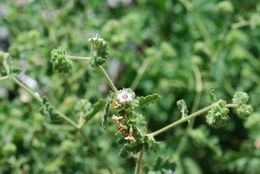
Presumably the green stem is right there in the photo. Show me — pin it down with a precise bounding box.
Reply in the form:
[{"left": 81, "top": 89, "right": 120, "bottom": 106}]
[
  {"left": 12, "top": 77, "right": 42, "bottom": 102},
  {"left": 67, "top": 55, "right": 91, "bottom": 61},
  {"left": 98, "top": 65, "right": 117, "bottom": 93},
  {"left": 149, "top": 101, "right": 237, "bottom": 137},
  {"left": 0, "top": 76, "right": 9, "bottom": 81},
  {"left": 79, "top": 129, "right": 113, "bottom": 174},
  {"left": 135, "top": 146, "right": 144, "bottom": 174}
]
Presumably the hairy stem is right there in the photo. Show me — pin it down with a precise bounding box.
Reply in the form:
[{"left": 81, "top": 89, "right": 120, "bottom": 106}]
[
  {"left": 98, "top": 65, "right": 117, "bottom": 93},
  {"left": 79, "top": 129, "right": 113, "bottom": 174},
  {"left": 135, "top": 146, "right": 144, "bottom": 174},
  {"left": 149, "top": 101, "right": 237, "bottom": 137},
  {"left": 67, "top": 55, "right": 91, "bottom": 61}
]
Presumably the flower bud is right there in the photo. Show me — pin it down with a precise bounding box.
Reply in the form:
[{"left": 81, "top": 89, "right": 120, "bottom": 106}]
[
  {"left": 232, "top": 91, "right": 249, "bottom": 105},
  {"left": 206, "top": 100, "right": 229, "bottom": 128},
  {"left": 88, "top": 34, "right": 108, "bottom": 67},
  {"left": 237, "top": 104, "right": 253, "bottom": 118},
  {"left": 50, "top": 47, "right": 72, "bottom": 73}
]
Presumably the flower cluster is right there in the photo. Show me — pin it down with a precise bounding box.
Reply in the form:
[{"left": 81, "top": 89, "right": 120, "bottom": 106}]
[
  {"left": 232, "top": 91, "right": 253, "bottom": 118},
  {"left": 111, "top": 88, "right": 137, "bottom": 142},
  {"left": 50, "top": 47, "right": 72, "bottom": 73},
  {"left": 88, "top": 34, "right": 108, "bottom": 67},
  {"left": 109, "top": 89, "right": 160, "bottom": 157},
  {"left": 206, "top": 100, "right": 230, "bottom": 128}
]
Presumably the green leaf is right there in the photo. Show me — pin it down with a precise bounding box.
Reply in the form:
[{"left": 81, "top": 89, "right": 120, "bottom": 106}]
[
  {"left": 85, "top": 100, "right": 106, "bottom": 123},
  {"left": 177, "top": 99, "right": 189, "bottom": 118},
  {"left": 137, "top": 94, "right": 160, "bottom": 107}
]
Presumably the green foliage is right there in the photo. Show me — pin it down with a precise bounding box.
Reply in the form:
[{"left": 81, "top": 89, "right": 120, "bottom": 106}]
[{"left": 0, "top": 0, "right": 259, "bottom": 173}]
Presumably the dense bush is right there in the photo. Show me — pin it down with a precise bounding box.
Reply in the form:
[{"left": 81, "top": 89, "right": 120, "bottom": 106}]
[{"left": 0, "top": 0, "right": 259, "bottom": 173}]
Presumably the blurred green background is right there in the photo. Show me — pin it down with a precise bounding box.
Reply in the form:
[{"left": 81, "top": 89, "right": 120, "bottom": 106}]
[{"left": 0, "top": 0, "right": 260, "bottom": 173}]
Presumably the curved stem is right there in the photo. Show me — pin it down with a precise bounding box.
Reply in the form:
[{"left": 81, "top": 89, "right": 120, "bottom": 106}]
[
  {"left": 98, "top": 65, "right": 117, "bottom": 93},
  {"left": 67, "top": 55, "right": 91, "bottom": 61},
  {"left": 135, "top": 146, "right": 144, "bottom": 174},
  {"left": 79, "top": 129, "right": 113, "bottom": 174}
]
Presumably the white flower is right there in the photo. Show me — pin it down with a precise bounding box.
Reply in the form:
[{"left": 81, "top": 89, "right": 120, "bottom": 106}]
[
  {"left": 88, "top": 34, "right": 104, "bottom": 42},
  {"left": 116, "top": 88, "right": 135, "bottom": 104}
]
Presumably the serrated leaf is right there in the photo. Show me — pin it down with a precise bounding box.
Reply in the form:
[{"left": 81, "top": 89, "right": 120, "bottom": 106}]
[
  {"left": 137, "top": 94, "right": 160, "bottom": 107},
  {"left": 84, "top": 100, "right": 106, "bottom": 123}
]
